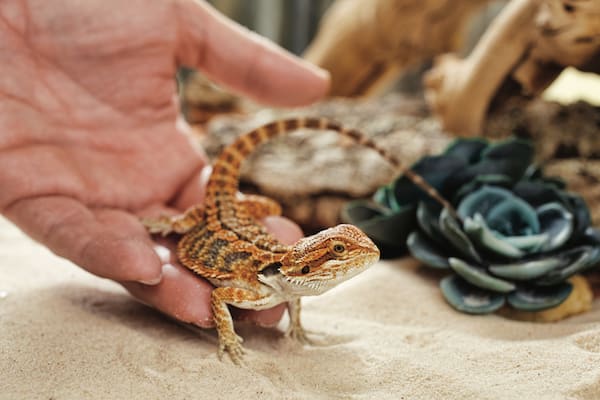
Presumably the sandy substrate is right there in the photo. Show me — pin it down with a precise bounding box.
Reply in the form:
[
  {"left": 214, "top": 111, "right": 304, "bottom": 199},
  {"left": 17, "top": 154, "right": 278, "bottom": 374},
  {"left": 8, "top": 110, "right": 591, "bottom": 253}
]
[{"left": 2, "top": 217, "right": 600, "bottom": 399}]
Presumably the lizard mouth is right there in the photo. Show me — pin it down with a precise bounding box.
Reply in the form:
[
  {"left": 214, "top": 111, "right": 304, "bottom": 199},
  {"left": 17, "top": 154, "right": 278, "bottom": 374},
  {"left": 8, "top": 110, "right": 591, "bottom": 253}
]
[{"left": 284, "top": 253, "right": 379, "bottom": 295}]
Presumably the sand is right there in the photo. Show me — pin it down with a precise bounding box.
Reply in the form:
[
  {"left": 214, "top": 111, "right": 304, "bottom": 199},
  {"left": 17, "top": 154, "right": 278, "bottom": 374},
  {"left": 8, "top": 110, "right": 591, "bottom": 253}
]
[{"left": 1, "top": 216, "right": 600, "bottom": 400}]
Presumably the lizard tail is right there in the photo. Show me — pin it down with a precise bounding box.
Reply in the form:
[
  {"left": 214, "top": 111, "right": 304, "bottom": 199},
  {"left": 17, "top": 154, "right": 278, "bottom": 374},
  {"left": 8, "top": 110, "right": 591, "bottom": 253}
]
[{"left": 205, "top": 117, "right": 456, "bottom": 216}]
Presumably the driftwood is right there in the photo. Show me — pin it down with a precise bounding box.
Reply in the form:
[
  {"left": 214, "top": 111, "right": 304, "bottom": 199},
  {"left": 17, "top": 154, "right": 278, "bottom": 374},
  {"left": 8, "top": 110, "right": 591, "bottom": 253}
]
[
  {"left": 198, "top": 95, "right": 600, "bottom": 232},
  {"left": 303, "top": 0, "right": 494, "bottom": 97},
  {"left": 425, "top": 0, "right": 600, "bottom": 135}
]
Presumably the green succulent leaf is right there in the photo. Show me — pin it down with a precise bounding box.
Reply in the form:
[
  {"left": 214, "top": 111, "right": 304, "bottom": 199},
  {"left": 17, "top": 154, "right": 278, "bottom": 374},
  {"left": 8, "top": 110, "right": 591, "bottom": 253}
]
[
  {"left": 444, "top": 139, "right": 534, "bottom": 192},
  {"left": 342, "top": 200, "right": 388, "bottom": 221},
  {"left": 583, "top": 227, "right": 600, "bottom": 245},
  {"left": 523, "top": 165, "right": 543, "bottom": 181},
  {"left": 512, "top": 180, "right": 566, "bottom": 209},
  {"left": 391, "top": 155, "right": 465, "bottom": 207},
  {"left": 443, "top": 138, "right": 488, "bottom": 163},
  {"left": 406, "top": 231, "right": 450, "bottom": 269},
  {"left": 459, "top": 186, "right": 540, "bottom": 234},
  {"left": 536, "top": 246, "right": 600, "bottom": 286},
  {"left": 486, "top": 195, "right": 540, "bottom": 236},
  {"left": 503, "top": 235, "right": 549, "bottom": 252},
  {"left": 448, "top": 257, "right": 516, "bottom": 293},
  {"left": 507, "top": 283, "right": 573, "bottom": 311},
  {"left": 562, "top": 193, "right": 592, "bottom": 239},
  {"left": 341, "top": 200, "right": 415, "bottom": 255},
  {"left": 439, "top": 208, "right": 482, "bottom": 263},
  {"left": 416, "top": 202, "right": 444, "bottom": 242},
  {"left": 453, "top": 174, "right": 513, "bottom": 203},
  {"left": 440, "top": 275, "right": 506, "bottom": 314},
  {"left": 373, "top": 185, "right": 396, "bottom": 210},
  {"left": 489, "top": 258, "right": 566, "bottom": 281},
  {"left": 536, "top": 203, "right": 574, "bottom": 252},
  {"left": 457, "top": 186, "right": 512, "bottom": 220},
  {"left": 463, "top": 214, "right": 527, "bottom": 259},
  {"left": 480, "top": 138, "right": 534, "bottom": 161},
  {"left": 522, "top": 165, "right": 567, "bottom": 189}
]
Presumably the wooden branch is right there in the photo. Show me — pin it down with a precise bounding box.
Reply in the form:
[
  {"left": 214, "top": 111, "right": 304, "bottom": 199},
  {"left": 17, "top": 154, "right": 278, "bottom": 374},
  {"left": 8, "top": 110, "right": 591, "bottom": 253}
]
[
  {"left": 425, "top": 0, "right": 600, "bottom": 136},
  {"left": 424, "top": 0, "right": 537, "bottom": 135},
  {"left": 303, "top": 0, "right": 493, "bottom": 97}
]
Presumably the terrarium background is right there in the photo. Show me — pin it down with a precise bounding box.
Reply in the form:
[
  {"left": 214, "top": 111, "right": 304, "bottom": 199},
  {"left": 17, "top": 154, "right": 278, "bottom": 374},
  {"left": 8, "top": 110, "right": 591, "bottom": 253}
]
[
  {"left": 181, "top": 1, "right": 600, "bottom": 237},
  {"left": 205, "top": 0, "right": 504, "bottom": 56}
]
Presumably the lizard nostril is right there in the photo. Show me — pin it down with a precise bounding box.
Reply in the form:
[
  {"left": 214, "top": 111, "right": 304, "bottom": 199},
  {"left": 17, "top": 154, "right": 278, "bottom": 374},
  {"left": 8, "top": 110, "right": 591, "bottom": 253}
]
[{"left": 301, "top": 266, "right": 310, "bottom": 274}]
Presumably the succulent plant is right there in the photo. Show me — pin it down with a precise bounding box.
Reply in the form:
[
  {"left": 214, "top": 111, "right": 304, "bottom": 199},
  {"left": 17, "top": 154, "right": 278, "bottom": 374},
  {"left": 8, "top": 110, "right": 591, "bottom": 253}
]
[{"left": 343, "top": 137, "right": 600, "bottom": 314}]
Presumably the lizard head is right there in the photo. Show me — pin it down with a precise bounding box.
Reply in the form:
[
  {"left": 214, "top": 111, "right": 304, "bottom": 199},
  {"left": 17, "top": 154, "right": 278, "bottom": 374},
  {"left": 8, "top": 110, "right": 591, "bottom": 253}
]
[{"left": 259, "top": 224, "right": 380, "bottom": 296}]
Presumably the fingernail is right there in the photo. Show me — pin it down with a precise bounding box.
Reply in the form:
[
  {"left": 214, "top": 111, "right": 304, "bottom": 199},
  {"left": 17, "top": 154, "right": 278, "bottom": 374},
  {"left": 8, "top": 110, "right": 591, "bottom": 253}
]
[
  {"left": 314, "top": 66, "right": 331, "bottom": 81},
  {"left": 137, "top": 275, "right": 162, "bottom": 285},
  {"left": 152, "top": 244, "right": 171, "bottom": 263},
  {"left": 303, "top": 61, "right": 330, "bottom": 81},
  {"left": 192, "top": 319, "right": 215, "bottom": 329},
  {"left": 299, "top": 57, "right": 330, "bottom": 80}
]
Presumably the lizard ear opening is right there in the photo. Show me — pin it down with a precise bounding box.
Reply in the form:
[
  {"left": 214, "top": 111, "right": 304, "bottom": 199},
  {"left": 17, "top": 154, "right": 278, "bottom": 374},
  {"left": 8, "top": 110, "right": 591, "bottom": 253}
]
[{"left": 259, "top": 262, "right": 282, "bottom": 277}]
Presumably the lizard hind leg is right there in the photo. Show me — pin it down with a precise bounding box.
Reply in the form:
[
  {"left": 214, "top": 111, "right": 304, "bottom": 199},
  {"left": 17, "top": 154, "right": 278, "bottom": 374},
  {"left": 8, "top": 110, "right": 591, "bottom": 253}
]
[{"left": 141, "top": 204, "right": 204, "bottom": 236}]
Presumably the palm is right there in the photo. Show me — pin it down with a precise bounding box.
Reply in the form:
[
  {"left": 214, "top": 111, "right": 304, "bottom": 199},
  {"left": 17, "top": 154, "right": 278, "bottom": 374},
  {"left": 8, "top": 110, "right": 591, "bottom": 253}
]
[
  {"left": 2, "top": 0, "right": 203, "bottom": 211},
  {"left": 0, "top": 0, "right": 327, "bottom": 327}
]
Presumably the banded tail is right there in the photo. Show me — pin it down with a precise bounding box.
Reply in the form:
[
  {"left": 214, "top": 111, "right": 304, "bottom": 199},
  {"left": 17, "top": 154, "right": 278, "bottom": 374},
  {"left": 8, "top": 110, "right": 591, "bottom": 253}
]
[{"left": 205, "top": 117, "right": 456, "bottom": 216}]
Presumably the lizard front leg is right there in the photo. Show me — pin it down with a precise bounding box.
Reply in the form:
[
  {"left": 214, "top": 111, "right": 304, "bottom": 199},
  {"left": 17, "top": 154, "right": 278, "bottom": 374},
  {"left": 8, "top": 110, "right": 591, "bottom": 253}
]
[
  {"left": 211, "top": 287, "right": 276, "bottom": 365},
  {"left": 285, "top": 297, "right": 312, "bottom": 344},
  {"left": 142, "top": 204, "right": 204, "bottom": 236}
]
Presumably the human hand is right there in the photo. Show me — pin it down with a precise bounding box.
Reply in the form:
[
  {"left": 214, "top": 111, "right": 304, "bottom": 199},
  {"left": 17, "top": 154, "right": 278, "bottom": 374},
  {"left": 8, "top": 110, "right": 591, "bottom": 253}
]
[{"left": 0, "top": 0, "right": 328, "bottom": 327}]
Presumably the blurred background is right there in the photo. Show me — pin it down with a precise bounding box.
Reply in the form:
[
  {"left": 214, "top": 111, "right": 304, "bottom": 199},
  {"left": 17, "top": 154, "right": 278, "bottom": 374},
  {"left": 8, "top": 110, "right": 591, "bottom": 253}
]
[
  {"left": 206, "top": 0, "right": 335, "bottom": 55},
  {"left": 206, "top": 0, "right": 505, "bottom": 55},
  {"left": 182, "top": 0, "right": 600, "bottom": 233},
  {"left": 179, "top": 0, "right": 508, "bottom": 123}
]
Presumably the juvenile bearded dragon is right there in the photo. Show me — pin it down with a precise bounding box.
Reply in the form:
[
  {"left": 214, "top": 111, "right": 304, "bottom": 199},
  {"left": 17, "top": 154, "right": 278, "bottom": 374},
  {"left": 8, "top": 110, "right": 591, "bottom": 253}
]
[{"left": 143, "top": 118, "right": 452, "bottom": 364}]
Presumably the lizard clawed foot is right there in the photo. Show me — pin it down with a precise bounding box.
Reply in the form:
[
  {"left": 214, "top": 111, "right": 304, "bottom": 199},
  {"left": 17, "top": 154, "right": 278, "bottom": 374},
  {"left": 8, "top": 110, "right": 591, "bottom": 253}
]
[
  {"left": 218, "top": 334, "right": 246, "bottom": 365},
  {"left": 285, "top": 324, "right": 316, "bottom": 345},
  {"left": 141, "top": 216, "right": 175, "bottom": 237}
]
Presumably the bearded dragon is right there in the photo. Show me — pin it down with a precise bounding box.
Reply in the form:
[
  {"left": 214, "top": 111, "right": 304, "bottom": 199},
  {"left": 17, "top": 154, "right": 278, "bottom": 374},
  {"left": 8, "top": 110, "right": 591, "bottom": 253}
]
[{"left": 143, "top": 117, "right": 452, "bottom": 364}]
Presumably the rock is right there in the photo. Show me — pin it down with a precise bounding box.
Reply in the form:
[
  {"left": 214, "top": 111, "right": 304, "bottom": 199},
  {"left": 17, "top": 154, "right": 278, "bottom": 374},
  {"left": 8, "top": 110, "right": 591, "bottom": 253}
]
[{"left": 499, "top": 275, "right": 593, "bottom": 322}]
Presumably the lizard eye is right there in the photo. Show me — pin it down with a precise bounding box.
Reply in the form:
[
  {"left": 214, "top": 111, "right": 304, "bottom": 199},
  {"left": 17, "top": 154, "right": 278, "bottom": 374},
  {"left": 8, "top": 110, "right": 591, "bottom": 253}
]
[
  {"left": 301, "top": 266, "right": 310, "bottom": 274},
  {"left": 332, "top": 243, "right": 346, "bottom": 255}
]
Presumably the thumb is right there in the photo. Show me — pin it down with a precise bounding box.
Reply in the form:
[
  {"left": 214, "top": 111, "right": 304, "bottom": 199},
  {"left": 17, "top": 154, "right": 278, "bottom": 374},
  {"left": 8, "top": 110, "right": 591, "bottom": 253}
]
[{"left": 174, "top": 0, "right": 330, "bottom": 107}]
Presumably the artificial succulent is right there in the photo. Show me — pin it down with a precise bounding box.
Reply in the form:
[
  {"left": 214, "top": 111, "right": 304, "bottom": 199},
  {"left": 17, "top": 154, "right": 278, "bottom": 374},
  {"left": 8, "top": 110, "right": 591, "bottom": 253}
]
[{"left": 343, "top": 138, "right": 600, "bottom": 314}]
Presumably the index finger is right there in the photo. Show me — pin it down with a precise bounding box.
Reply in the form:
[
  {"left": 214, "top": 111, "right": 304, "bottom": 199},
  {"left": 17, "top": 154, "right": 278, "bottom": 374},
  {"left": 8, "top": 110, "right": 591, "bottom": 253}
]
[{"left": 174, "top": 1, "right": 330, "bottom": 107}]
